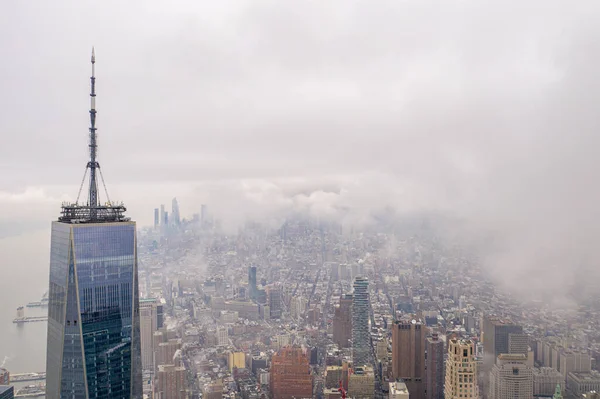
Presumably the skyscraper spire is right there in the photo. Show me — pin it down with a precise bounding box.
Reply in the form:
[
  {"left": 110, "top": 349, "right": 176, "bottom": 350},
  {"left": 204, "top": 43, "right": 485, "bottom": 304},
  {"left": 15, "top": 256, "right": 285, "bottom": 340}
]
[
  {"left": 88, "top": 46, "right": 99, "bottom": 208},
  {"left": 59, "top": 49, "right": 128, "bottom": 224}
]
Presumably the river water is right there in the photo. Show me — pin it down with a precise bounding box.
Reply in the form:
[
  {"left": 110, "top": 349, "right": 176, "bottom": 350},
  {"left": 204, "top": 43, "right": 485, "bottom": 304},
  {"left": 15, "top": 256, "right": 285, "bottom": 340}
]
[{"left": 0, "top": 229, "right": 50, "bottom": 379}]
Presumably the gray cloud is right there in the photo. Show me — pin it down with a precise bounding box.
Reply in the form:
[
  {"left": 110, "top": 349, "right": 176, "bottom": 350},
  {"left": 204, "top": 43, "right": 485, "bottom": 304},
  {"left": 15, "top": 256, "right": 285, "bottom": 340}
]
[{"left": 2, "top": 1, "right": 600, "bottom": 300}]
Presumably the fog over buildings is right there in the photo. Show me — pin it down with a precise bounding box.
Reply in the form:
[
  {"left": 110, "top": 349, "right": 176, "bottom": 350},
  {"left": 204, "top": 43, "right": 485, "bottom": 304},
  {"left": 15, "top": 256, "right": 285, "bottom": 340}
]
[{"left": 2, "top": 1, "right": 600, "bottom": 303}]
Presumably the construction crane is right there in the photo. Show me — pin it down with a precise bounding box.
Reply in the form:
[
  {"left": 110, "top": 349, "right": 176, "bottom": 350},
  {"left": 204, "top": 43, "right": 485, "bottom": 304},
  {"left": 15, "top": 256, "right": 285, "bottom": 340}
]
[{"left": 338, "top": 380, "right": 347, "bottom": 399}]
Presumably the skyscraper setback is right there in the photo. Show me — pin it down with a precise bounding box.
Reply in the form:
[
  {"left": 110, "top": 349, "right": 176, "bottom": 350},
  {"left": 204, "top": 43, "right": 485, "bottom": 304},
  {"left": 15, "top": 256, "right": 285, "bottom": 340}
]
[{"left": 45, "top": 49, "right": 142, "bottom": 398}]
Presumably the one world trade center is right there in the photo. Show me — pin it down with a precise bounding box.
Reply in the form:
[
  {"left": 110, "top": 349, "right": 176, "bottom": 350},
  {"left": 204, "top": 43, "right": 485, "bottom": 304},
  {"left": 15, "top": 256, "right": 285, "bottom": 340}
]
[{"left": 45, "top": 49, "right": 142, "bottom": 398}]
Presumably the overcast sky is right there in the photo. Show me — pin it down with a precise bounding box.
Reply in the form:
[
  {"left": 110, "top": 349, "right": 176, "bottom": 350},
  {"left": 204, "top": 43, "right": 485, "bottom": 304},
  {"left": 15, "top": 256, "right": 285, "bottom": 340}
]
[{"left": 2, "top": 1, "right": 600, "bottom": 299}]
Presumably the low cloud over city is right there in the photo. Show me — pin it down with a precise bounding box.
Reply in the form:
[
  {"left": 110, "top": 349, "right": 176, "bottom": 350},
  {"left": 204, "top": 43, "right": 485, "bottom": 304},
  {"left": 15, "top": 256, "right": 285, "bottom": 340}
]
[{"left": 2, "top": 2, "right": 600, "bottom": 301}]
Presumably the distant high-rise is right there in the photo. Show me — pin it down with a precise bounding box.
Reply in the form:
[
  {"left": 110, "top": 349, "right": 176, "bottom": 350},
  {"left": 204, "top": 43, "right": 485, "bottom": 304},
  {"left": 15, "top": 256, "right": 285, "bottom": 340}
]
[
  {"left": 333, "top": 294, "right": 353, "bottom": 348},
  {"left": 140, "top": 298, "right": 162, "bottom": 371},
  {"left": 558, "top": 349, "right": 591, "bottom": 380},
  {"left": 348, "top": 365, "right": 375, "bottom": 399},
  {"left": 270, "top": 347, "right": 313, "bottom": 399},
  {"left": 154, "top": 208, "right": 159, "bottom": 229},
  {"left": 482, "top": 316, "right": 523, "bottom": 371},
  {"left": 268, "top": 285, "right": 283, "bottom": 319},
  {"left": 489, "top": 354, "right": 533, "bottom": 399},
  {"left": 327, "top": 262, "right": 339, "bottom": 281},
  {"left": 352, "top": 277, "right": 371, "bottom": 367},
  {"left": 445, "top": 338, "right": 478, "bottom": 399},
  {"left": 325, "top": 366, "right": 343, "bottom": 389},
  {"left": 290, "top": 295, "right": 307, "bottom": 320},
  {"left": 160, "top": 204, "right": 165, "bottom": 226},
  {"left": 248, "top": 266, "right": 257, "bottom": 301},
  {"left": 533, "top": 368, "right": 564, "bottom": 397},
  {"left": 171, "top": 197, "right": 180, "bottom": 226},
  {"left": 200, "top": 204, "right": 207, "bottom": 224},
  {"left": 156, "top": 338, "right": 182, "bottom": 369},
  {"left": 216, "top": 326, "right": 229, "bottom": 346},
  {"left": 0, "top": 368, "right": 8, "bottom": 384},
  {"left": 392, "top": 320, "right": 426, "bottom": 399},
  {"left": 156, "top": 364, "right": 186, "bottom": 399},
  {"left": 45, "top": 49, "right": 142, "bottom": 398},
  {"left": 426, "top": 333, "right": 445, "bottom": 399}
]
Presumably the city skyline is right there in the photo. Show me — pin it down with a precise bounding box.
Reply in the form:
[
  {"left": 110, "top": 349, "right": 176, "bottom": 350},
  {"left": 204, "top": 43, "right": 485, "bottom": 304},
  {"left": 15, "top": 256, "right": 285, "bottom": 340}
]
[
  {"left": 2, "top": 2, "right": 600, "bottom": 305},
  {"left": 3, "top": 2, "right": 600, "bottom": 398}
]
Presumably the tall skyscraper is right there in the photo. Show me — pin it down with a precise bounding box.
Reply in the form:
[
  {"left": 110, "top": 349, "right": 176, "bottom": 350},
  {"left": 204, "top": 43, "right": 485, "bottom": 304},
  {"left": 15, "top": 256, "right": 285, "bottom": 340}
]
[
  {"left": 200, "top": 204, "right": 207, "bottom": 224},
  {"left": 140, "top": 298, "right": 163, "bottom": 371},
  {"left": 426, "top": 333, "right": 445, "bottom": 399},
  {"left": 160, "top": 204, "right": 165, "bottom": 227},
  {"left": 352, "top": 277, "right": 371, "bottom": 367},
  {"left": 489, "top": 354, "right": 533, "bottom": 399},
  {"left": 444, "top": 338, "right": 478, "bottom": 399},
  {"left": 270, "top": 347, "right": 313, "bottom": 399},
  {"left": 248, "top": 266, "right": 257, "bottom": 301},
  {"left": 268, "top": 285, "right": 283, "bottom": 319},
  {"left": 154, "top": 208, "right": 159, "bottom": 229},
  {"left": 45, "top": 49, "right": 142, "bottom": 399},
  {"left": 333, "top": 294, "right": 353, "bottom": 348},
  {"left": 171, "top": 197, "right": 180, "bottom": 226},
  {"left": 392, "top": 320, "right": 426, "bottom": 399}
]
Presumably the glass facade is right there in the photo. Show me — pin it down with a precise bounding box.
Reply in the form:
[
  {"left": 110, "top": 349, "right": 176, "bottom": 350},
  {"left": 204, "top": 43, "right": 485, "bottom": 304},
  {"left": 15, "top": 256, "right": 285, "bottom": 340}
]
[
  {"left": 0, "top": 386, "right": 14, "bottom": 399},
  {"left": 46, "top": 221, "right": 142, "bottom": 399},
  {"left": 352, "top": 277, "right": 371, "bottom": 367}
]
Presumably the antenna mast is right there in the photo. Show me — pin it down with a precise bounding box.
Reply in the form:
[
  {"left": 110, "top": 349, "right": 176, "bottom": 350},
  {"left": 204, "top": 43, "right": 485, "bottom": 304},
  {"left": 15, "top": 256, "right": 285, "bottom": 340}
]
[
  {"left": 58, "top": 48, "right": 129, "bottom": 224},
  {"left": 88, "top": 47, "right": 99, "bottom": 208}
]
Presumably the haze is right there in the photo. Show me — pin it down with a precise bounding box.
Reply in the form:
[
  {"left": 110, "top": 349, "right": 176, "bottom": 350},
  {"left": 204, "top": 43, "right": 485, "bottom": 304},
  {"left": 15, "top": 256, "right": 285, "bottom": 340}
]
[{"left": 1, "top": 1, "right": 600, "bottom": 301}]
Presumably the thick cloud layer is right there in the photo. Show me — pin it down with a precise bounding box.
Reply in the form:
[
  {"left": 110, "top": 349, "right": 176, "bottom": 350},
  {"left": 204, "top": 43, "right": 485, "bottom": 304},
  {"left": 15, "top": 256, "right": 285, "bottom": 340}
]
[{"left": 2, "top": 1, "right": 600, "bottom": 301}]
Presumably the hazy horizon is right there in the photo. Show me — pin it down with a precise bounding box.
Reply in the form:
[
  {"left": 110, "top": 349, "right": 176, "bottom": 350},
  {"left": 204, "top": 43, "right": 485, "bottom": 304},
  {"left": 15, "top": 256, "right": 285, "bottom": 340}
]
[{"left": 3, "top": 1, "right": 600, "bottom": 303}]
